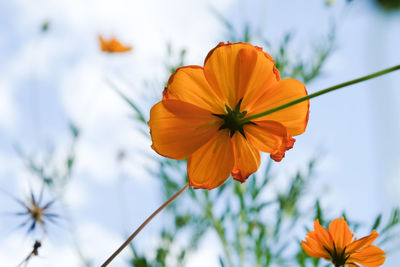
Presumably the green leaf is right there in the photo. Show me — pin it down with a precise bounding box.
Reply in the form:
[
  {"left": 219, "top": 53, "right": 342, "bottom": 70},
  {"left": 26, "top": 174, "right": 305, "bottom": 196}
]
[
  {"left": 219, "top": 256, "right": 226, "bottom": 267},
  {"left": 371, "top": 214, "right": 382, "bottom": 231},
  {"left": 315, "top": 200, "right": 324, "bottom": 225},
  {"left": 106, "top": 79, "right": 147, "bottom": 124},
  {"left": 69, "top": 122, "right": 80, "bottom": 138}
]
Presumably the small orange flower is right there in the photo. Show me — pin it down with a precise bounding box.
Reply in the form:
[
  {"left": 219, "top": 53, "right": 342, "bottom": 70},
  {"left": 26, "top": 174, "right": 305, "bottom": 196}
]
[
  {"left": 99, "top": 35, "right": 132, "bottom": 53},
  {"left": 148, "top": 42, "right": 309, "bottom": 189},
  {"left": 302, "top": 218, "right": 386, "bottom": 267}
]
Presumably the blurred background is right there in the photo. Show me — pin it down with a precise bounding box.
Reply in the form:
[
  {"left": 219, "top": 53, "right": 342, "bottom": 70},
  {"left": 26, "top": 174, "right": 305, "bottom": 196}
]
[{"left": 0, "top": 0, "right": 400, "bottom": 266}]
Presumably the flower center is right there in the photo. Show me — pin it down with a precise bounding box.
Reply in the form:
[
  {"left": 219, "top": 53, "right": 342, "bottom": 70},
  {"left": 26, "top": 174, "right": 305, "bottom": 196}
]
[
  {"left": 212, "top": 99, "right": 255, "bottom": 138},
  {"left": 324, "top": 243, "right": 350, "bottom": 267}
]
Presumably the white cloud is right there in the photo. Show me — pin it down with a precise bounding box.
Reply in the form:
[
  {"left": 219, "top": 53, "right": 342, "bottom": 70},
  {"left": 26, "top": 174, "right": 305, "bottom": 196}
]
[
  {"left": 186, "top": 232, "right": 221, "bottom": 267},
  {"left": 0, "top": 81, "right": 17, "bottom": 132},
  {"left": 77, "top": 221, "right": 126, "bottom": 266},
  {"left": 64, "top": 178, "right": 87, "bottom": 209}
]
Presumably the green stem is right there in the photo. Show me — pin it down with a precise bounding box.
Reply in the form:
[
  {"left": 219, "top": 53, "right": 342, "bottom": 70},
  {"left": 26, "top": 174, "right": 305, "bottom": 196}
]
[{"left": 242, "top": 64, "right": 400, "bottom": 123}]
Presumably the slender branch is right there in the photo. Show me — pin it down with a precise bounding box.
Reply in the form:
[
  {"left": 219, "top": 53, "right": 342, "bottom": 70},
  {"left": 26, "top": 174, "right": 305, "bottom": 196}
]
[
  {"left": 242, "top": 64, "right": 400, "bottom": 122},
  {"left": 101, "top": 183, "right": 190, "bottom": 267}
]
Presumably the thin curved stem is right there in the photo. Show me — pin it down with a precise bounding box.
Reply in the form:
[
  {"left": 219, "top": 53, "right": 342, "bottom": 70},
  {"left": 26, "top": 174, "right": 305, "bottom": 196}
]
[
  {"left": 101, "top": 183, "right": 190, "bottom": 267},
  {"left": 242, "top": 64, "right": 400, "bottom": 123}
]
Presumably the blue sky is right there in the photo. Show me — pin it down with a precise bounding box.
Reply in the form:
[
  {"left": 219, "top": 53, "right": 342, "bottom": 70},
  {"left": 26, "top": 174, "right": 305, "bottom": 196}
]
[{"left": 0, "top": 0, "right": 400, "bottom": 266}]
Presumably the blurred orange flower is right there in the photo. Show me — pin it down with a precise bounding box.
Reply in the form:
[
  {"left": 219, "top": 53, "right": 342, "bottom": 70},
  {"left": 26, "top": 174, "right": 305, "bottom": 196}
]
[
  {"left": 302, "top": 217, "right": 386, "bottom": 267},
  {"left": 99, "top": 35, "right": 132, "bottom": 53},
  {"left": 148, "top": 42, "right": 309, "bottom": 189}
]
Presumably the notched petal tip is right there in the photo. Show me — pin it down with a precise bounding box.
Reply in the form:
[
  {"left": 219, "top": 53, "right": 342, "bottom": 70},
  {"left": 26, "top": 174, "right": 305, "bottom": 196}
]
[
  {"left": 231, "top": 169, "right": 250, "bottom": 183},
  {"left": 270, "top": 136, "right": 296, "bottom": 162},
  {"left": 166, "top": 65, "right": 204, "bottom": 88},
  {"left": 231, "top": 132, "right": 260, "bottom": 183},
  {"left": 270, "top": 152, "right": 284, "bottom": 162},
  {"left": 204, "top": 41, "right": 280, "bottom": 81}
]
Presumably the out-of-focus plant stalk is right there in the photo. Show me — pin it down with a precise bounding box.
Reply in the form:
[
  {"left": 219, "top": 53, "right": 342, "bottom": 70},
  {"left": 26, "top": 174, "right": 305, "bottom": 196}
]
[
  {"left": 101, "top": 183, "right": 189, "bottom": 267},
  {"left": 242, "top": 64, "right": 400, "bottom": 123},
  {"left": 204, "top": 195, "right": 235, "bottom": 267},
  {"left": 237, "top": 184, "right": 246, "bottom": 266}
]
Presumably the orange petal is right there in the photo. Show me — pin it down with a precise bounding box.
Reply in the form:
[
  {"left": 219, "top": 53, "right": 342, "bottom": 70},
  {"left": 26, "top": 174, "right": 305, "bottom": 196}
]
[
  {"left": 237, "top": 47, "right": 280, "bottom": 111},
  {"left": 164, "top": 66, "right": 225, "bottom": 114},
  {"left": 302, "top": 231, "right": 332, "bottom": 259},
  {"left": 187, "top": 130, "right": 234, "bottom": 189},
  {"left": 313, "top": 219, "right": 335, "bottom": 252},
  {"left": 244, "top": 121, "right": 294, "bottom": 162},
  {"left": 347, "top": 245, "right": 386, "bottom": 266},
  {"left": 346, "top": 230, "right": 379, "bottom": 254},
  {"left": 302, "top": 222, "right": 333, "bottom": 259},
  {"left": 99, "top": 36, "right": 107, "bottom": 51},
  {"left": 148, "top": 100, "right": 220, "bottom": 160},
  {"left": 270, "top": 135, "right": 295, "bottom": 162},
  {"left": 301, "top": 240, "right": 330, "bottom": 259},
  {"left": 328, "top": 217, "right": 354, "bottom": 252},
  {"left": 247, "top": 78, "right": 309, "bottom": 136},
  {"left": 203, "top": 42, "right": 280, "bottom": 109},
  {"left": 99, "top": 36, "right": 132, "bottom": 53},
  {"left": 231, "top": 132, "right": 260, "bottom": 183}
]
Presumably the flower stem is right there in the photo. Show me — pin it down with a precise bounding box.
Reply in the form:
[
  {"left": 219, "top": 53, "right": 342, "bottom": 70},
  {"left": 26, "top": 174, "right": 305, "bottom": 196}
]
[
  {"left": 101, "top": 183, "right": 190, "bottom": 267},
  {"left": 242, "top": 64, "right": 400, "bottom": 122}
]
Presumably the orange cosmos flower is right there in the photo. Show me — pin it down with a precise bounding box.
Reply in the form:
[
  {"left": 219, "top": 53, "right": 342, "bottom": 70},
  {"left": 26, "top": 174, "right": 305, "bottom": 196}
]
[
  {"left": 302, "top": 218, "right": 386, "bottom": 267},
  {"left": 148, "top": 42, "right": 309, "bottom": 189},
  {"left": 99, "top": 35, "right": 132, "bottom": 53}
]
